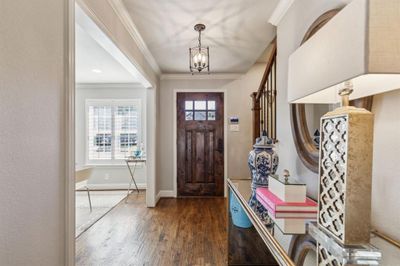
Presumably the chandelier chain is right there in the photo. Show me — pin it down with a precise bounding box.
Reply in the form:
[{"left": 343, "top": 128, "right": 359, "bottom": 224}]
[{"left": 198, "top": 30, "right": 202, "bottom": 49}]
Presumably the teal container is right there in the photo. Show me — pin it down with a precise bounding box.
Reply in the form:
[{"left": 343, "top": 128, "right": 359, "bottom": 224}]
[{"left": 229, "top": 190, "right": 252, "bottom": 228}]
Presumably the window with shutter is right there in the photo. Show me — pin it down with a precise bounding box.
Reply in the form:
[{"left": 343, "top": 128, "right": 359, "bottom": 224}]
[{"left": 86, "top": 99, "right": 141, "bottom": 164}]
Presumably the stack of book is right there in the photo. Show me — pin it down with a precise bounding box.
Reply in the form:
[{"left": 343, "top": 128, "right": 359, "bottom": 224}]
[{"left": 256, "top": 174, "right": 317, "bottom": 234}]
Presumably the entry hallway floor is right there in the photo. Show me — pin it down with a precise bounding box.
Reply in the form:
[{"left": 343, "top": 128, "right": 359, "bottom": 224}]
[{"left": 76, "top": 192, "right": 227, "bottom": 266}]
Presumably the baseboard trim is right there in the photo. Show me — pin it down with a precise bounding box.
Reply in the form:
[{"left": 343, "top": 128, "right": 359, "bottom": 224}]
[
  {"left": 86, "top": 183, "right": 147, "bottom": 190},
  {"left": 155, "top": 191, "right": 161, "bottom": 205},
  {"left": 159, "top": 190, "right": 175, "bottom": 197},
  {"left": 155, "top": 190, "right": 175, "bottom": 205}
]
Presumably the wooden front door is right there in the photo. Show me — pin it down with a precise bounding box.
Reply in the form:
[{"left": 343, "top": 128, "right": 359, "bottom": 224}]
[{"left": 177, "top": 92, "right": 224, "bottom": 197}]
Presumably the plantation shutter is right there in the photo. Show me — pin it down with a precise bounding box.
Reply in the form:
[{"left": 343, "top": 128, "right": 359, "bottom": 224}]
[
  {"left": 86, "top": 99, "right": 141, "bottom": 163},
  {"left": 114, "top": 104, "right": 139, "bottom": 159},
  {"left": 87, "top": 104, "right": 112, "bottom": 160}
]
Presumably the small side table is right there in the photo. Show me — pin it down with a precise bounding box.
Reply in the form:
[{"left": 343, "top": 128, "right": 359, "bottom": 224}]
[{"left": 125, "top": 157, "right": 146, "bottom": 202}]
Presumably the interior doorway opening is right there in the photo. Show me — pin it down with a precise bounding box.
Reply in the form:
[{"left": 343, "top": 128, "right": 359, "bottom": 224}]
[{"left": 70, "top": 2, "right": 157, "bottom": 262}]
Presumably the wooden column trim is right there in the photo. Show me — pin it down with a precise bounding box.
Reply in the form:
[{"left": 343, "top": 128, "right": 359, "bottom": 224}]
[{"left": 251, "top": 92, "right": 261, "bottom": 144}]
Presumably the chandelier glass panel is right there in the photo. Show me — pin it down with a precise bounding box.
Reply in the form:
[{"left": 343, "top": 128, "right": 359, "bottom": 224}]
[{"left": 189, "top": 24, "right": 209, "bottom": 73}]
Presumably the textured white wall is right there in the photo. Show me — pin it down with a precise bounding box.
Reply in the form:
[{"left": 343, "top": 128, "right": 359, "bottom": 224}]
[
  {"left": 0, "top": 0, "right": 67, "bottom": 265},
  {"left": 224, "top": 64, "right": 267, "bottom": 179},
  {"left": 371, "top": 89, "right": 400, "bottom": 240},
  {"left": 75, "top": 84, "right": 147, "bottom": 187},
  {"left": 278, "top": 0, "right": 400, "bottom": 240}
]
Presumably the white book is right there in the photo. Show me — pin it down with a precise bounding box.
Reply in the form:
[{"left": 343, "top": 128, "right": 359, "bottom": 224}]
[
  {"left": 272, "top": 216, "right": 306, "bottom": 234},
  {"left": 272, "top": 212, "right": 317, "bottom": 219},
  {"left": 269, "top": 174, "right": 306, "bottom": 203}
]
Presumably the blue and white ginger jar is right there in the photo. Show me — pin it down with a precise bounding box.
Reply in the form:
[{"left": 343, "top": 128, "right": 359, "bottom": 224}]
[{"left": 248, "top": 133, "right": 279, "bottom": 223}]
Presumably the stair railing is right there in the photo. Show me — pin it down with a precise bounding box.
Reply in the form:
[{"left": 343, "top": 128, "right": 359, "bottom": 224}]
[{"left": 251, "top": 38, "right": 277, "bottom": 143}]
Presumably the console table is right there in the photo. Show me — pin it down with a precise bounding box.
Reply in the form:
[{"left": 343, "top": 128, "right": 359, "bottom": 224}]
[{"left": 227, "top": 178, "right": 400, "bottom": 266}]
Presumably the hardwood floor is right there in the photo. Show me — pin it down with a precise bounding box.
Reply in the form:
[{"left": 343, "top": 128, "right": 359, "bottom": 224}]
[{"left": 76, "top": 192, "right": 227, "bottom": 266}]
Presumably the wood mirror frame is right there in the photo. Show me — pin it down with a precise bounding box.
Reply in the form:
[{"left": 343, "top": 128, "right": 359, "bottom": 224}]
[
  {"left": 290, "top": 9, "right": 373, "bottom": 173},
  {"left": 288, "top": 234, "right": 317, "bottom": 266}
]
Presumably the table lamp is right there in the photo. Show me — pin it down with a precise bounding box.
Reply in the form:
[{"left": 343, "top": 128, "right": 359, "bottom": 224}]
[
  {"left": 288, "top": 0, "right": 400, "bottom": 104},
  {"left": 287, "top": 0, "right": 400, "bottom": 248}
]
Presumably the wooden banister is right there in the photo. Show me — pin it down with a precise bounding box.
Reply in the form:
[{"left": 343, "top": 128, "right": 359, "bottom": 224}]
[
  {"left": 251, "top": 38, "right": 277, "bottom": 143},
  {"left": 255, "top": 38, "right": 277, "bottom": 100},
  {"left": 251, "top": 92, "right": 261, "bottom": 143}
]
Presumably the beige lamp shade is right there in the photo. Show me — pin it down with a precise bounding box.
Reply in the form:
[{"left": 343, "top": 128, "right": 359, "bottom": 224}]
[{"left": 288, "top": 0, "right": 400, "bottom": 104}]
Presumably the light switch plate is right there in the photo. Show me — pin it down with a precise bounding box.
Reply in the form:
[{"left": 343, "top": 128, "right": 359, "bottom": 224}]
[{"left": 230, "top": 124, "right": 239, "bottom": 131}]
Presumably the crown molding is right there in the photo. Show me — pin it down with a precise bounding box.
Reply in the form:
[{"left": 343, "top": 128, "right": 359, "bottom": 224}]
[
  {"left": 108, "top": 0, "right": 161, "bottom": 75},
  {"left": 76, "top": 2, "right": 154, "bottom": 88},
  {"left": 76, "top": 82, "right": 143, "bottom": 89},
  {"left": 268, "top": 0, "right": 295, "bottom": 26},
  {"left": 161, "top": 73, "right": 243, "bottom": 80}
]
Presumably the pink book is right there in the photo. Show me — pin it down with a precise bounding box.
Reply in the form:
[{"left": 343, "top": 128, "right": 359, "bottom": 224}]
[
  {"left": 256, "top": 187, "right": 317, "bottom": 213},
  {"left": 257, "top": 196, "right": 317, "bottom": 219}
]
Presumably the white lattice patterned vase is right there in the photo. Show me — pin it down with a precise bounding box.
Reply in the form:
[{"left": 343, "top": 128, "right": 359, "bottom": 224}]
[{"left": 318, "top": 105, "right": 374, "bottom": 249}]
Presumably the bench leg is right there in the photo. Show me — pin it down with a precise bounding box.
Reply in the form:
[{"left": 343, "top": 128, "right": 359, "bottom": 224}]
[{"left": 86, "top": 186, "right": 92, "bottom": 212}]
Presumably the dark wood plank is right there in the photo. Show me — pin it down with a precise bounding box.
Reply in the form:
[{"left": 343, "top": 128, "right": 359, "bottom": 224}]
[
  {"left": 76, "top": 193, "right": 228, "bottom": 265},
  {"left": 186, "top": 130, "right": 193, "bottom": 184},
  {"left": 207, "top": 130, "right": 215, "bottom": 183},
  {"left": 195, "top": 130, "right": 205, "bottom": 183}
]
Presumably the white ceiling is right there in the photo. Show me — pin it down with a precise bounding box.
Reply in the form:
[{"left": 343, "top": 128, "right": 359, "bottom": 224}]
[
  {"left": 75, "top": 24, "right": 138, "bottom": 84},
  {"left": 122, "top": 0, "right": 279, "bottom": 73}
]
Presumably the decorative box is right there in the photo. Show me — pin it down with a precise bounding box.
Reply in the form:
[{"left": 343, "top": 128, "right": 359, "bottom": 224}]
[
  {"left": 269, "top": 173, "right": 306, "bottom": 203},
  {"left": 318, "top": 106, "right": 374, "bottom": 245}
]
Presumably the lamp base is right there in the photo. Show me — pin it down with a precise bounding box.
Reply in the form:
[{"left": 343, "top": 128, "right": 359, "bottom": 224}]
[{"left": 318, "top": 105, "right": 374, "bottom": 245}]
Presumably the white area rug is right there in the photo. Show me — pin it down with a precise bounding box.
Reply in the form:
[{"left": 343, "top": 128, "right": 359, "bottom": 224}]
[{"left": 75, "top": 190, "right": 127, "bottom": 237}]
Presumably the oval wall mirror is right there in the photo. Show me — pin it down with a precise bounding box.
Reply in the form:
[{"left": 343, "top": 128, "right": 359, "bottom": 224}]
[
  {"left": 288, "top": 234, "right": 317, "bottom": 266},
  {"left": 290, "top": 9, "right": 373, "bottom": 173}
]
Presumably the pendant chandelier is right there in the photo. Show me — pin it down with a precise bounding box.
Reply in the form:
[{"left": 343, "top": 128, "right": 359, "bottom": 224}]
[{"left": 189, "top": 24, "right": 209, "bottom": 73}]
